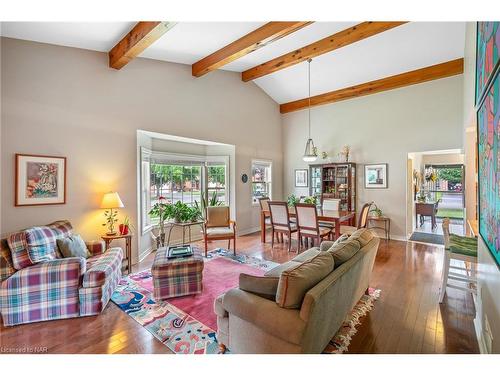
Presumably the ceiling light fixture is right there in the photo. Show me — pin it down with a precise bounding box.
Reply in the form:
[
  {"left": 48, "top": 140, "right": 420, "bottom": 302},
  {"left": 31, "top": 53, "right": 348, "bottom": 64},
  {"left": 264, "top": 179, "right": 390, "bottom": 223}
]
[{"left": 303, "top": 58, "right": 317, "bottom": 163}]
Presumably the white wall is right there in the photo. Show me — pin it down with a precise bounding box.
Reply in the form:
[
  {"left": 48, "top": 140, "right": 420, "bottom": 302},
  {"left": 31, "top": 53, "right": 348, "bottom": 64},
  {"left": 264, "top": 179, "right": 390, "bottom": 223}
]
[
  {"left": 0, "top": 37, "right": 283, "bottom": 263},
  {"left": 283, "top": 75, "right": 464, "bottom": 240},
  {"left": 463, "top": 22, "right": 500, "bottom": 354}
]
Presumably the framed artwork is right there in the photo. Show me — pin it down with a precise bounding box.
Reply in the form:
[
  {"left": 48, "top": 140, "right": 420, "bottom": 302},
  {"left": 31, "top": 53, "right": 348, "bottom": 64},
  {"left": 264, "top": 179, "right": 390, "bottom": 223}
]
[
  {"left": 364, "top": 164, "right": 388, "bottom": 189},
  {"left": 15, "top": 154, "right": 67, "bottom": 206},
  {"left": 477, "top": 72, "right": 500, "bottom": 268},
  {"left": 476, "top": 22, "right": 500, "bottom": 104},
  {"left": 295, "top": 169, "right": 308, "bottom": 187}
]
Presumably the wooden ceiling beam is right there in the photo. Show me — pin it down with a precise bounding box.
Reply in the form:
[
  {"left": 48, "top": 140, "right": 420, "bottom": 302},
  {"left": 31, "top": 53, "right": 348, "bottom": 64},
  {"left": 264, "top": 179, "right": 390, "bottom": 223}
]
[
  {"left": 280, "top": 58, "right": 464, "bottom": 114},
  {"left": 242, "top": 21, "right": 407, "bottom": 82},
  {"left": 109, "top": 21, "right": 176, "bottom": 70},
  {"left": 192, "top": 21, "right": 312, "bottom": 77}
]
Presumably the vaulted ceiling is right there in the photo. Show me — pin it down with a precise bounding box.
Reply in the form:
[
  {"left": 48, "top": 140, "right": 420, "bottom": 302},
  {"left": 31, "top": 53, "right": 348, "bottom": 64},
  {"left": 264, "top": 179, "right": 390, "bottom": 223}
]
[{"left": 0, "top": 22, "right": 466, "bottom": 109}]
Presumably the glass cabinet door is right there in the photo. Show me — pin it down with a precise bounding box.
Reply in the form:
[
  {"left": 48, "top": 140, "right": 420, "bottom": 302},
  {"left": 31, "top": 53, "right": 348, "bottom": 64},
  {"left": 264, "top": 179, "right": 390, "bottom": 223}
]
[{"left": 310, "top": 166, "right": 322, "bottom": 199}]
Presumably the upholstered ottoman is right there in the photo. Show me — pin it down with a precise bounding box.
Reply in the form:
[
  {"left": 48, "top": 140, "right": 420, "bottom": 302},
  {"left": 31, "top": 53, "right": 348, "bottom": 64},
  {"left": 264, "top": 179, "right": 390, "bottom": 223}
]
[{"left": 151, "top": 247, "right": 204, "bottom": 300}]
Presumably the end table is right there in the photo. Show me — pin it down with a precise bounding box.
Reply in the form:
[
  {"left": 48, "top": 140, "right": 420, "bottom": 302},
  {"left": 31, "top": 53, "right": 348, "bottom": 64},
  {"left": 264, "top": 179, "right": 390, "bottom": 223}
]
[
  {"left": 101, "top": 233, "right": 133, "bottom": 274},
  {"left": 367, "top": 216, "right": 390, "bottom": 241}
]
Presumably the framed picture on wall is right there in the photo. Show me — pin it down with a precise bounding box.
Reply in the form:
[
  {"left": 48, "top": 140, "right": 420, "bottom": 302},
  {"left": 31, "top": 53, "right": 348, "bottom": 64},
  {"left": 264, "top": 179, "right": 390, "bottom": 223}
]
[
  {"left": 295, "top": 169, "right": 308, "bottom": 187},
  {"left": 364, "top": 164, "right": 388, "bottom": 189},
  {"left": 15, "top": 154, "right": 67, "bottom": 206}
]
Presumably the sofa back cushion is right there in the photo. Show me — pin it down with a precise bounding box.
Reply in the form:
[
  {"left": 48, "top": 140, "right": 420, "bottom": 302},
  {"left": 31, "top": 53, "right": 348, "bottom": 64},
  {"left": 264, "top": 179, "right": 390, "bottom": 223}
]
[
  {"left": 239, "top": 273, "right": 279, "bottom": 301},
  {"left": 349, "top": 228, "right": 375, "bottom": 247},
  {"left": 276, "top": 252, "right": 334, "bottom": 309},
  {"left": 7, "top": 220, "right": 73, "bottom": 269},
  {"left": 0, "top": 239, "right": 16, "bottom": 282},
  {"left": 326, "top": 237, "right": 361, "bottom": 266}
]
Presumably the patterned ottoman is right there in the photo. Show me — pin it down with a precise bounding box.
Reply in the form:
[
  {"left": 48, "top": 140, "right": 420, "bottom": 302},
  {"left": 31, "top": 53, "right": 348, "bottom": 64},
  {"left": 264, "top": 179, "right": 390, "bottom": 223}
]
[{"left": 151, "top": 247, "right": 204, "bottom": 300}]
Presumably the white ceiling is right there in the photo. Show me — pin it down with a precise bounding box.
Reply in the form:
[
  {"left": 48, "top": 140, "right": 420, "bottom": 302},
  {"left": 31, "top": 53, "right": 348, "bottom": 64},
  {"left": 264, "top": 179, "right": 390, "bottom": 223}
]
[{"left": 0, "top": 21, "right": 466, "bottom": 104}]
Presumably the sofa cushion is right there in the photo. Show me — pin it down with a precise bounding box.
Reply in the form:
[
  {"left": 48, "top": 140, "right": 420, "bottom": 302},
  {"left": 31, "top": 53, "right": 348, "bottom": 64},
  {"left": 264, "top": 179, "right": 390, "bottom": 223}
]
[
  {"left": 8, "top": 220, "right": 73, "bottom": 269},
  {"left": 326, "top": 237, "right": 361, "bottom": 266},
  {"left": 1, "top": 239, "right": 16, "bottom": 282},
  {"left": 264, "top": 260, "right": 301, "bottom": 277},
  {"left": 276, "top": 252, "right": 334, "bottom": 309},
  {"left": 292, "top": 247, "right": 320, "bottom": 263},
  {"left": 57, "top": 234, "right": 91, "bottom": 259},
  {"left": 349, "top": 228, "right": 375, "bottom": 247},
  {"left": 83, "top": 247, "right": 123, "bottom": 288},
  {"left": 239, "top": 273, "right": 279, "bottom": 300}
]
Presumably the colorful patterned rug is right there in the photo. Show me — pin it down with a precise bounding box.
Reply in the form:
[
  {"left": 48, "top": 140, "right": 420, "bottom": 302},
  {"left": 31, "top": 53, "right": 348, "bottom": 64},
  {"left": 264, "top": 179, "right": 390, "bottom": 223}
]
[{"left": 111, "top": 248, "right": 380, "bottom": 354}]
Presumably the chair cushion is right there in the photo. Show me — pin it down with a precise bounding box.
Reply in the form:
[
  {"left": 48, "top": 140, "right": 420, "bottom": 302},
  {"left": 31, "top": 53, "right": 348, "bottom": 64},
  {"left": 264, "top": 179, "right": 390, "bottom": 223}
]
[
  {"left": 349, "top": 228, "right": 375, "bottom": 247},
  {"left": 300, "top": 227, "right": 331, "bottom": 236},
  {"left": 276, "top": 252, "right": 334, "bottom": 309},
  {"left": 83, "top": 247, "right": 123, "bottom": 288},
  {"left": 448, "top": 234, "right": 478, "bottom": 257},
  {"left": 57, "top": 234, "right": 92, "bottom": 259},
  {"left": 206, "top": 227, "right": 234, "bottom": 237},
  {"left": 326, "top": 237, "right": 361, "bottom": 266},
  {"left": 239, "top": 273, "right": 279, "bottom": 300}
]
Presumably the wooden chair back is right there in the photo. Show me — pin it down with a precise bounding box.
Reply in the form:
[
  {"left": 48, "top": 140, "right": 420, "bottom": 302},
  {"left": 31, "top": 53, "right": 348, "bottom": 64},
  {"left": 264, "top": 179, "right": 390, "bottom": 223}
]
[
  {"left": 258, "top": 197, "right": 270, "bottom": 212},
  {"left": 295, "top": 203, "right": 319, "bottom": 233},
  {"left": 206, "top": 206, "right": 230, "bottom": 228},
  {"left": 268, "top": 201, "right": 291, "bottom": 229},
  {"left": 357, "top": 202, "right": 373, "bottom": 229},
  {"left": 322, "top": 198, "right": 340, "bottom": 211}
]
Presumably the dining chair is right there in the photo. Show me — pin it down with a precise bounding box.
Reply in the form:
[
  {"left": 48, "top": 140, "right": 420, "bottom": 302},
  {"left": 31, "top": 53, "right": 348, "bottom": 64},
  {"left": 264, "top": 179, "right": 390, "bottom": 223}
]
[
  {"left": 295, "top": 203, "right": 332, "bottom": 250},
  {"left": 340, "top": 201, "right": 372, "bottom": 235},
  {"left": 268, "top": 201, "right": 297, "bottom": 252},
  {"left": 319, "top": 197, "right": 341, "bottom": 239},
  {"left": 439, "top": 218, "right": 477, "bottom": 303},
  {"left": 202, "top": 206, "right": 236, "bottom": 257},
  {"left": 258, "top": 197, "right": 271, "bottom": 242}
]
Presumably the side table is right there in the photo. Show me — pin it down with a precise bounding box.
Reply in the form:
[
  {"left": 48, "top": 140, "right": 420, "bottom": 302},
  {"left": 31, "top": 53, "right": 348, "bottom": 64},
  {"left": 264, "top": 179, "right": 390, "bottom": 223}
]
[
  {"left": 102, "top": 233, "right": 133, "bottom": 274},
  {"left": 367, "top": 216, "right": 390, "bottom": 241}
]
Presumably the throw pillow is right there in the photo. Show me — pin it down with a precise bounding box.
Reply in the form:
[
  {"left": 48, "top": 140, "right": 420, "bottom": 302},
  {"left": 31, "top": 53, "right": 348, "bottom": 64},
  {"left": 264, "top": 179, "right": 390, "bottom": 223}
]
[
  {"left": 276, "top": 252, "right": 334, "bottom": 309},
  {"left": 326, "top": 237, "right": 361, "bottom": 266},
  {"left": 57, "top": 235, "right": 91, "bottom": 259},
  {"left": 349, "top": 228, "right": 375, "bottom": 247},
  {"left": 27, "top": 244, "right": 57, "bottom": 264},
  {"left": 239, "top": 273, "right": 280, "bottom": 300}
]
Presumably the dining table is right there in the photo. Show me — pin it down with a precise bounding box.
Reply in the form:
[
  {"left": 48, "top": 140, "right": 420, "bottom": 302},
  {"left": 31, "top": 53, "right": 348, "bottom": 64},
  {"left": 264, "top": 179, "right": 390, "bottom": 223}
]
[{"left": 260, "top": 207, "right": 356, "bottom": 243}]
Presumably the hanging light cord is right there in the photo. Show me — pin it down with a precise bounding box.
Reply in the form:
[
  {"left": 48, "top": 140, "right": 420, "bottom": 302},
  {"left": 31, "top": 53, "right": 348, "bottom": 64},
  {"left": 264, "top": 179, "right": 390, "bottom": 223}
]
[{"left": 308, "top": 58, "right": 312, "bottom": 139}]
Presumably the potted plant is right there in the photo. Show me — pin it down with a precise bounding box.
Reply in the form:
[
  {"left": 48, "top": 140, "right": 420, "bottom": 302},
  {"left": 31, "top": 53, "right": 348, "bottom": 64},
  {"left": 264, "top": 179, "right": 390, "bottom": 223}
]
[
  {"left": 149, "top": 196, "right": 169, "bottom": 246},
  {"left": 287, "top": 194, "right": 300, "bottom": 207},
  {"left": 303, "top": 196, "right": 317, "bottom": 205},
  {"left": 194, "top": 190, "right": 223, "bottom": 220},
  {"left": 369, "top": 204, "right": 383, "bottom": 217}
]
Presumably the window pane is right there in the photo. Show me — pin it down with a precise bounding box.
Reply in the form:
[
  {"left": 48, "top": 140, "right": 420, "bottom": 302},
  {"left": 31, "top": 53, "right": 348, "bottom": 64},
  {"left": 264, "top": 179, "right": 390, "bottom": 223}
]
[{"left": 251, "top": 161, "right": 272, "bottom": 204}]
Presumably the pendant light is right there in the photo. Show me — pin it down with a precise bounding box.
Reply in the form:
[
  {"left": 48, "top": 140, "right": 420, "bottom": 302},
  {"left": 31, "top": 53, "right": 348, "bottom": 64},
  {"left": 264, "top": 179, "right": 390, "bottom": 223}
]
[{"left": 303, "top": 58, "right": 318, "bottom": 162}]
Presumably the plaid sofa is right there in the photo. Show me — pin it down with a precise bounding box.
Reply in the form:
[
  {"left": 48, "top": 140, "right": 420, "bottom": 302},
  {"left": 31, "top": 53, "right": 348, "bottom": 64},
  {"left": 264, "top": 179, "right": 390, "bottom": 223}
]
[{"left": 0, "top": 221, "right": 123, "bottom": 326}]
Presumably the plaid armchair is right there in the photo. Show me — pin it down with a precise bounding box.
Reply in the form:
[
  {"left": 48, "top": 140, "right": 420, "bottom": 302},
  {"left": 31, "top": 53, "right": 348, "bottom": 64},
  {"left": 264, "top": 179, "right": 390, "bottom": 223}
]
[{"left": 0, "top": 221, "right": 123, "bottom": 326}]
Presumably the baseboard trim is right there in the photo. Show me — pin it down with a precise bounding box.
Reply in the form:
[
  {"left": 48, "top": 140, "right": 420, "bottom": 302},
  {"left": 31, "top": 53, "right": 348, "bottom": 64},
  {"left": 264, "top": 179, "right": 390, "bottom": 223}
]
[
  {"left": 138, "top": 246, "right": 153, "bottom": 264},
  {"left": 237, "top": 226, "right": 261, "bottom": 236},
  {"left": 474, "top": 317, "right": 488, "bottom": 354}
]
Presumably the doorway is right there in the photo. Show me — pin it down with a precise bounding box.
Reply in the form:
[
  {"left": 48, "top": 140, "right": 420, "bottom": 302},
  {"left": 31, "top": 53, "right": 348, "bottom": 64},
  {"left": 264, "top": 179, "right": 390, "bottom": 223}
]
[{"left": 407, "top": 150, "right": 465, "bottom": 245}]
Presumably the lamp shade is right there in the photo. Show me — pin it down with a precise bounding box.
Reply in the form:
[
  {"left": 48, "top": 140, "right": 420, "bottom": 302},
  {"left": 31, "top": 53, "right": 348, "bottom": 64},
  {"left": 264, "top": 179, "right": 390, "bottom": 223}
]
[
  {"left": 303, "top": 138, "right": 318, "bottom": 162},
  {"left": 100, "top": 192, "right": 124, "bottom": 209}
]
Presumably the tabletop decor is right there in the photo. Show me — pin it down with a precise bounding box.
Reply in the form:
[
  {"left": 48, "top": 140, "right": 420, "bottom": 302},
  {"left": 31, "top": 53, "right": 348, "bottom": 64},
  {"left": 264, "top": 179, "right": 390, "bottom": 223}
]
[
  {"left": 295, "top": 169, "right": 308, "bottom": 187},
  {"left": 364, "top": 163, "right": 388, "bottom": 189},
  {"left": 15, "top": 154, "right": 66, "bottom": 206},
  {"left": 101, "top": 191, "right": 124, "bottom": 235}
]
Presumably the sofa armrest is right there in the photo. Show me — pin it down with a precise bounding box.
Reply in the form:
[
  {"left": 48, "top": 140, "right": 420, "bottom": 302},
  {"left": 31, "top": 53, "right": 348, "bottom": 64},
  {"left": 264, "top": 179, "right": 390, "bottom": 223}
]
[
  {"left": 320, "top": 241, "right": 335, "bottom": 251},
  {"left": 214, "top": 294, "right": 228, "bottom": 318},
  {"left": 85, "top": 240, "right": 106, "bottom": 256},
  {"left": 222, "top": 288, "right": 306, "bottom": 345}
]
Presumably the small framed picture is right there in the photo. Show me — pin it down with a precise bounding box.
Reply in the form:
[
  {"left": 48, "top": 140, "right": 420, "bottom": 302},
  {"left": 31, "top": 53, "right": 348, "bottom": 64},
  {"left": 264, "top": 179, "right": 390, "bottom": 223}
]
[
  {"left": 365, "top": 164, "right": 388, "bottom": 189},
  {"left": 15, "top": 154, "right": 67, "bottom": 206},
  {"left": 295, "top": 169, "right": 308, "bottom": 187}
]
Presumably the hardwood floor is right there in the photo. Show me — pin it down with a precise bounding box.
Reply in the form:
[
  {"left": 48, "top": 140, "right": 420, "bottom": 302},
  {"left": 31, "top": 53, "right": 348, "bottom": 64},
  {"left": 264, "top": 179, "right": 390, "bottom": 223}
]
[{"left": 0, "top": 232, "right": 479, "bottom": 354}]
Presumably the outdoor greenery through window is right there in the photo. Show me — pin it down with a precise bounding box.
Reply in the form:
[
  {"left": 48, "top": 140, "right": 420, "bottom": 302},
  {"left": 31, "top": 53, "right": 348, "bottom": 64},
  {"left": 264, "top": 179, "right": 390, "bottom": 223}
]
[
  {"left": 424, "top": 164, "right": 464, "bottom": 220},
  {"left": 141, "top": 149, "right": 228, "bottom": 232},
  {"left": 252, "top": 160, "right": 272, "bottom": 204}
]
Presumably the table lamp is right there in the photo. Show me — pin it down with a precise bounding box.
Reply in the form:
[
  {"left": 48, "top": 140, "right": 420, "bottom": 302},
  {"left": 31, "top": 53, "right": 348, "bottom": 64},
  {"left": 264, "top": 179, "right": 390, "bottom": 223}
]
[{"left": 101, "top": 191, "right": 124, "bottom": 235}]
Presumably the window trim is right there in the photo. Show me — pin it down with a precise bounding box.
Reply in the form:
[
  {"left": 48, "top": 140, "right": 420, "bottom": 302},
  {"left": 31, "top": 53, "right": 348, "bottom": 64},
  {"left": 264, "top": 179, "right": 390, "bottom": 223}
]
[{"left": 251, "top": 159, "right": 272, "bottom": 206}]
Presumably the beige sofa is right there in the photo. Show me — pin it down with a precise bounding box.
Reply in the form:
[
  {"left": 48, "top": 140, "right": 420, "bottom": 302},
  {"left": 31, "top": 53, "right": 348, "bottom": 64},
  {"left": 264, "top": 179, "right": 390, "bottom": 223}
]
[{"left": 214, "top": 229, "right": 380, "bottom": 353}]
